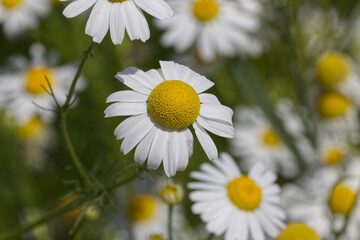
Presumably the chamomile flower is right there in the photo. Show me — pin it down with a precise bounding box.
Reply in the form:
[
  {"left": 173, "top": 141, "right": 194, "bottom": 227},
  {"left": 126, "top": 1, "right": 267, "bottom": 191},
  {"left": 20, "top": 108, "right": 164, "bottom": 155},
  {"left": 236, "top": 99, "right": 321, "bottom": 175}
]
[
  {"left": 61, "top": 0, "right": 173, "bottom": 44},
  {"left": 188, "top": 153, "right": 285, "bottom": 240},
  {"left": 316, "top": 91, "right": 359, "bottom": 140},
  {"left": 105, "top": 61, "right": 235, "bottom": 177},
  {"left": 316, "top": 51, "right": 360, "bottom": 104},
  {"left": 275, "top": 223, "right": 321, "bottom": 240},
  {"left": 0, "top": 43, "right": 86, "bottom": 124},
  {"left": 230, "top": 100, "right": 308, "bottom": 178},
  {"left": 128, "top": 195, "right": 168, "bottom": 240},
  {"left": 156, "top": 0, "right": 263, "bottom": 62},
  {"left": 0, "top": 0, "right": 50, "bottom": 38},
  {"left": 316, "top": 132, "right": 348, "bottom": 167}
]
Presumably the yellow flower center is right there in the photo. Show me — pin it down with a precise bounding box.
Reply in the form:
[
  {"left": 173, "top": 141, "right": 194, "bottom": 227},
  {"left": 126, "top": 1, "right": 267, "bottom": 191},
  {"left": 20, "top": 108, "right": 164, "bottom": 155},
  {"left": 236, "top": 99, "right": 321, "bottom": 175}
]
[
  {"left": 317, "top": 92, "right": 351, "bottom": 118},
  {"left": 261, "top": 127, "right": 281, "bottom": 147},
  {"left": 160, "top": 181, "right": 184, "bottom": 205},
  {"left": 316, "top": 52, "right": 351, "bottom": 88},
  {"left": 330, "top": 184, "right": 356, "bottom": 216},
  {"left": 227, "top": 176, "right": 262, "bottom": 211},
  {"left": 193, "top": 0, "right": 219, "bottom": 22},
  {"left": 276, "top": 223, "right": 321, "bottom": 240},
  {"left": 108, "top": 0, "right": 127, "bottom": 2},
  {"left": 128, "top": 195, "right": 156, "bottom": 222},
  {"left": 149, "top": 235, "right": 166, "bottom": 240},
  {"left": 17, "top": 117, "right": 44, "bottom": 139},
  {"left": 323, "top": 148, "right": 344, "bottom": 166},
  {"left": 1, "top": 0, "right": 22, "bottom": 9},
  {"left": 25, "top": 67, "right": 54, "bottom": 95},
  {"left": 148, "top": 80, "right": 200, "bottom": 130}
]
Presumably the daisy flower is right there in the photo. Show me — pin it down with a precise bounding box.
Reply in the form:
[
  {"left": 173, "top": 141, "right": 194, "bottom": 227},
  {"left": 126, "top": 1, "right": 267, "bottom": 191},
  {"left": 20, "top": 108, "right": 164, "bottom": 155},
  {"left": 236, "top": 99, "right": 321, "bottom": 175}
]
[
  {"left": 0, "top": 0, "right": 50, "bottom": 38},
  {"left": 188, "top": 153, "right": 285, "bottom": 240},
  {"left": 0, "top": 43, "right": 86, "bottom": 124},
  {"left": 127, "top": 194, "right": 168, "bottom": 240},
  {"left": 156, "top": 0, "right": 263, "bottom": 62},
  {"left": 316, "top": 91, "right": 359, "bottom": 141},
  {"left": 105, "top": 61, "right": 235, "bottom": 177},
  {"left": 230, "top": 100, "right": 310, "bottom": 178},
  {"left": 316, "top": 132, "right": 348, "bottom": 167},
  {"left": 275, "top": 222, "right": 321, "bottom": 240},
  {"left": 61, "top": 0, "right": 174, "bottom": 45},
  {"left": 316, "top": 51, "right": 360, "bottom": 105}
]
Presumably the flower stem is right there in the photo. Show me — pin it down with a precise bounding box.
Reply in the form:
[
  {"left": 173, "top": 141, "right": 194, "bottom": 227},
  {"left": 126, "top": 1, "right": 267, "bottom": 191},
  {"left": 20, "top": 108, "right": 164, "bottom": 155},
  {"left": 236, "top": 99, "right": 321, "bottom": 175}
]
[
  {"left": 60, "top": 41, "right": 96, "bottom": 185},
  {"left": 168, "top": 205, "right": 173, "bottom": 240}
]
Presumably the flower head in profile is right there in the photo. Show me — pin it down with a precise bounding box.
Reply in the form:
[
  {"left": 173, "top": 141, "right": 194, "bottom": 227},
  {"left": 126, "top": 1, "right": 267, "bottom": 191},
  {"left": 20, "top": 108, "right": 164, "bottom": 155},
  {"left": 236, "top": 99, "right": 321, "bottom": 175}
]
[
  {"left": 61, "top": 0, "right": 174, "bottom": 44},
  {"left": 0, "top": 0, "right": 50, "bottom": 38},
  {"left": 188, "top": 153, "right": 285, "bottom": 240},
  {"left": 0, "top": 43, "right": 86, "bottom": 124},
  {"left": 105, "top": 61, "right": 234, "bottom": 176},
  {"left": 156, "top": 0, "right": 263, "bottom": 62}
]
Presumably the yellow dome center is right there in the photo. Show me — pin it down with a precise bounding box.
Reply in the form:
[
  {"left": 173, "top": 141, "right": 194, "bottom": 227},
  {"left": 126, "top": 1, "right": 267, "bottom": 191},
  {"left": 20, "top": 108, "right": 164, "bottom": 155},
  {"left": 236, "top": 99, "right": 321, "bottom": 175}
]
[
  {"left": 128, "top": 195, "right": 156, "bottom": 222},
  {"left": 108, "top": 0, "right": 127, "bottom": 2},
  {"left": 317, "top": 92, "right": 351, "bottom": 118},
  {"left": 149, "top": 235, "right": 166, "bottom": 240},
  {"left": 17, "top": 117, "right": 44, "bottom": 139},
  {"left": 316, "top": 52, "right": 351, "bottom": 88},
  {"left": 276, "top": 223, "right": 321, "bottom": 240},
  {"left": 330, "top": 184, "right": 356, "bottom": 216},
  {"left": 262, "top": 127, "right": 281, "bottom": 147},
  {"left": 323, "top": 148, "right": 344, "bottom": 166},
  {"left": 227, "top": 176, "right": 262, "bottom": 211},
  {"left": 1, "top": 0, "right": 22, "bottom": 9},
  {"left": 193, "top": 0, "right": 219, "bottom": 22},
  {"left": 148, "top": 80, "right": 200, "bottom": 130},
  {"left": 25, "top": 67, "right": 54, "bottom": 95}
]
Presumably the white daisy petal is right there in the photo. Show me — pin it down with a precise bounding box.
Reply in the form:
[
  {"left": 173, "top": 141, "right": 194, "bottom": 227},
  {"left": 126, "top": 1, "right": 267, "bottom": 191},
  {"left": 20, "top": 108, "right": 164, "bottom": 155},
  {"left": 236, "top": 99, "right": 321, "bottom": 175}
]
[
  {"left": 109, "top": 3, "right": 126, "bottom": 45},
  {"left": 134, "top": 0, "right": 174, "bottom": 20},
  {"left": 199, "top": 93, "right": 221, "bottom": 105},
  {"left": 193, "top": 121, "right": 218, "bottom": 160},
  {"left": 196, "top": 116, "right": 235, "bottom": 138},
  {"left": 104, "top": 102, "right": 147, "bottom": 117},
  {"left": 123, "top": 1, "right": 150, "bottom": 42},
  {"left": 106, "top": 90, "right": 148, "bottom": 103},
  {"left": 200, "top": 103, "right": 233, "bottom": 124},
  {"left": 134, "top": 127, "right": 157, "bottom": 164},
  {"left": 147, "top": 128, "right": 169, "bottom": 170},
  {"left": 113, "top": 114, "right": 146, "bottom": 140},
  {"left": 63, "top": 0, "right": 97, "bottom": 18}
]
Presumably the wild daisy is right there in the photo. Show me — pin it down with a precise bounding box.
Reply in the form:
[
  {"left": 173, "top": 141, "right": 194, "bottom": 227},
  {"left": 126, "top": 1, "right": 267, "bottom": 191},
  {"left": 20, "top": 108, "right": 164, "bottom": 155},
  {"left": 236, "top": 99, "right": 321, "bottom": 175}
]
[
  {"left": 156, "top": 0, "right": 263, "bottom": 63},
  {"left": 0, "top": 0, "right": 50, "bottom": 38},
  {"left": 105, "top": 61, "right": 235, "bottom": 177},
  {"left": 275, "top": 223, "right": 321, "bottom": 240},
  {"left": 188, "top": 153, "right": 285, "bottom": 240},
  {"left": 230, "top": 100, "right": 309, "bottom": 178},
  {"left": 316, "top": 132, "right": 348, "bottom": 167},
  {"left": 61, "top": 0, "right": 174, "bottom": 44},
  {"left": 316, "top": 51, "right": 360, "bottom": 105},
  {"left": 0, "top": 43, "right": 86, "bottom": 124},
  {"left": 127, "top": 194, "right": 168, "bottom": 240}
]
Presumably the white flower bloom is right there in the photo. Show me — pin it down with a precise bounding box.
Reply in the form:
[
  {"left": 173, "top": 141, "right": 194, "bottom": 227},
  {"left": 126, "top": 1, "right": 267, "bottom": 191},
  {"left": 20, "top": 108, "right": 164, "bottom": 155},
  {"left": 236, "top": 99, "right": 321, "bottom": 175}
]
[
  {"left": 188, "top": 153, "right": 285, "bottom": 240},
  {"left": 61, "top": 0, "right": 173, "bottom": 44},
  {"left": 0, "top": 43, "right": 86, "bottom": 124},
  {"left": 0, "top": 0, "right": 50, "bottom": 38},
  {"left": 316, "top": 131, "right": 348, "bottom": 167},
  {"left": 105, "top": 61, "right": 234, "bottom": 177},
  {"left": 230, "top": 100, "right": 310, "bottom": 178},
  {"left": 316, "top": 51, "right": 360, "bottom": 105},
  {"left": 156, "top": 0, "right": 263, "bottom": 62}
]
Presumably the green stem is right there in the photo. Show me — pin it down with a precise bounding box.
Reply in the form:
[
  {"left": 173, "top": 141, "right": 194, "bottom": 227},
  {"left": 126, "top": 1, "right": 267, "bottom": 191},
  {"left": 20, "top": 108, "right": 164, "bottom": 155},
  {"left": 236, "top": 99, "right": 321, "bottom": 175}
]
[
  {"left": 60, "top": 112, "right": 92, "bottom": 185},
  {"left": 168, "top": 205, "right": 173, "bottom": 240},
  {"left": 60, "top": 41, "right": 96, "bottom": 185},
  {"left": 62, "top": 42, "right": 96, "bottom": 110},
  {"left": 0, "top": 199, "right": 84, "bottom": 240},
  {"left": 109, "top": 168, "right": 142, "bottom": 191}
]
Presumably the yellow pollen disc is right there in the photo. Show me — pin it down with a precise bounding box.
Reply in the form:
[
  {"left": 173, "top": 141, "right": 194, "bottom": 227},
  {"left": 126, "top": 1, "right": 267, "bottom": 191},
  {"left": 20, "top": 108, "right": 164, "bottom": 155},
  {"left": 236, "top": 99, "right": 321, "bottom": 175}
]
[
  {"left": 17, "top": 117, "right": 44, "bottom": 139},
  {"left": 227, "top": 176, "right": 262, "bottom": 211},
  {"left": 330, "top": 184, "right": 356, "bottom": 216},
  {"left": 262, "top": 127, "right": 281, "bottom": 147},
  {"left": 149, "top": 235, "right": 166, "bottom": 240},
  {"left": 1, "top": 0, "right": 22, "bottom": 9},
  {"left": 276, "top": 223, "right": 321, "bottom": 240},
  {"left": 193, "top": 0, "right": 219, "bottom": 22},
  {"left": 108, "top": 0, "right": 127, "bottom": 2},
  {"left": 25, "top": 67, "right": 54, "bottom": 95},
  {"left": 128, "top": 195, "right": 156, "bottom": 222},
  {"left": 323, "top": 148, "right": 344, "bottom": 166},
  {"left": 317, "top": 92, "right": 351, "bottom": 118},
  {"left": 317, "top": 52, "right": 351, "bottom": 88},
  {"left": 148, "top": 80, "right": 200, "bottom": 130}
]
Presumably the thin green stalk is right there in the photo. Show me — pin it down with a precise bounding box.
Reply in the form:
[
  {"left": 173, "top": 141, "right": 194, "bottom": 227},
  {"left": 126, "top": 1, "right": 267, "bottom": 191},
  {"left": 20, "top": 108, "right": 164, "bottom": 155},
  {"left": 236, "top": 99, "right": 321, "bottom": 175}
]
[
  {"left": 0, "top": 198, "right": 84, "bottom": 240},
  {"left": 60, "top": 41, "right": 96, "bottom": 184},
  {"left": 168, "top": 205, "right": 173, "bottom": 240},
  {"left": 60, "top": 112, "right": 91, "bottom": 184}
]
